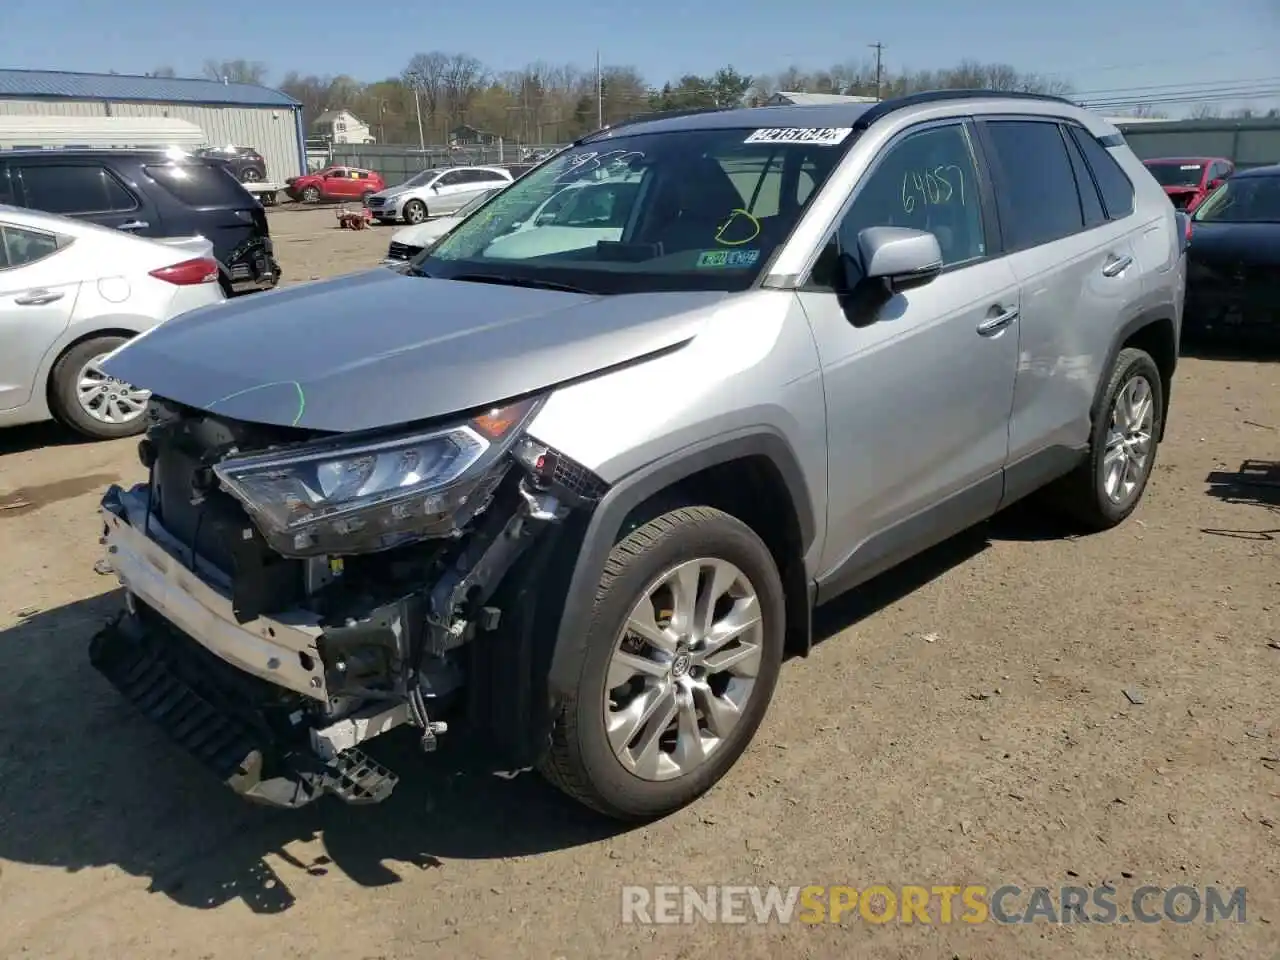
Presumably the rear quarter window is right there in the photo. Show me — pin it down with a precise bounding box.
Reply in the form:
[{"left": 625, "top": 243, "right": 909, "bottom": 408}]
[
  {"left": 145, "top": 163, "right": 251, "bottom": 208},
  {"left": 1069, "top": 128, "right": 1135, "bottom": 220}
]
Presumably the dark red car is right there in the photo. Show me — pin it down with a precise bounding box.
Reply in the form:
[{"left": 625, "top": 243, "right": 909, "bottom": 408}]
[
  {"left": 285, "top": 165, "right": 385, "bottom": 203},
  {"left": 1143, "top": 156, "right": 1234, "bottom": 212}
]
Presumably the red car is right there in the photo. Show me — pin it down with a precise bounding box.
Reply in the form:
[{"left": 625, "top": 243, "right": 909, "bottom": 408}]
[
  {"left": 285, "top": 165, "right": 385, "bottom": 203},
  {"left": 1143, "top": 156, "right": 1234, "bottom": 212}
]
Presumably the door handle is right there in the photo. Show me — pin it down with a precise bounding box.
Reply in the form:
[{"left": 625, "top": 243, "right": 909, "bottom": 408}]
[
  {"left": 1102, "top": 254, "right": 1133, "bottom": 277},
  {"left": 977, "top": 306, "right": 1018, "bottom": 336},
  {"left": 14, "top": 289, "right": 64, "bottom": 306},
  {"left": 117, "top": 220, "right": 149, "bottom": 231}
]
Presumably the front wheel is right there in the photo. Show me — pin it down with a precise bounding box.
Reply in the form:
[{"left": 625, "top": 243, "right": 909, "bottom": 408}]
[
  {"left": 301, "top": 185, "right": 320, "bottom": 203},
  {"left": 539, "top": 506, "right": 785, "bottom": 820},
  {"left": 403, "top": 199, "right": 427, "bottom": 224},
  {"left": 1052, "top": 346, "right": 1164, "bottom": 530}
]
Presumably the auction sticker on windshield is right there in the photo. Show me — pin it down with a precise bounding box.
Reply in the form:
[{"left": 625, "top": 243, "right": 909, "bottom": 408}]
[
  {"left": 697, "top": 249, "right": 760, "bottom": 268},
  {"left": 744, "top": 128, "right": 853, "bottom": 146}
]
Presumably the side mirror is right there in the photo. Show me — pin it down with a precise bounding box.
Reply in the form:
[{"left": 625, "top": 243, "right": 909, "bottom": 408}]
[
  {"left": 857, "top": 226, "right": 943, "bottom": 293},
  {"left": 431, "top": 183, "right": 441, "bottom": 192},
  {"left": 1207, "top": 178, "right": 1225, "bottom": 191}
]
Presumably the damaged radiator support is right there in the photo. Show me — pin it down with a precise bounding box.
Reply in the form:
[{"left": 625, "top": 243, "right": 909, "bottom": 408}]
[{"left": 405, "top": 478, "right": 569, "bottom": 750}]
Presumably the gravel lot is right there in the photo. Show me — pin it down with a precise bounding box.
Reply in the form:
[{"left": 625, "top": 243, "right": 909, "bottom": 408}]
[{"left": 1, "top": 207, "right": 1277, "bottom": 959}]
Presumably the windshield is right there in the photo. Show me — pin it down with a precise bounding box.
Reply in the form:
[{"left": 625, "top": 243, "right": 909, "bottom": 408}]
[
  {"left": 415, "top": 125, "right": 855, "bottom": 294},
  {"left": 1193, "top": 174, "right": 1280, "bottom": 223},
  {"left": 401, "top": 169, "right": 438, "bottom": 188},
  {"left": 1146, "top": 162, "right": 1204, "bottom": 188}
]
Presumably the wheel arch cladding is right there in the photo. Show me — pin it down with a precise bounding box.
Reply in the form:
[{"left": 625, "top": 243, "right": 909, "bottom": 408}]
[
  {"left": 546, "top": 429, "right": 818, "bottom": 700},
  {"left": 1095, "top": 309, "right": 1177, "bottom": 442}
]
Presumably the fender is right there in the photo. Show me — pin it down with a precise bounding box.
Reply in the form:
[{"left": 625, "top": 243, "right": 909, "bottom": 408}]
[
  {"left": 545, "top": 427, "right": 817, "bottom": 698},
  {"left": 1090, "top": 305, "right": 1179, "bottom": 442}
]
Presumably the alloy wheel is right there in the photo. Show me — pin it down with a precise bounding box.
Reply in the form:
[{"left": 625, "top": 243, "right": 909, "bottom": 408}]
[
  {"left": 1103, "top": 374, "right": 1155, "bottom": 504},
  {"left": 604, "top": 557, "right": 764, "bottom": 782},
  {"left": 76, "top": 354, "right": 150, "bottom": 425}
]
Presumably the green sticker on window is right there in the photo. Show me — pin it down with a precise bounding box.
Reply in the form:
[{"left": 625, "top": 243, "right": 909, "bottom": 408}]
[{"left": 697, "top": 249, "right": 759, "bottom": 268}]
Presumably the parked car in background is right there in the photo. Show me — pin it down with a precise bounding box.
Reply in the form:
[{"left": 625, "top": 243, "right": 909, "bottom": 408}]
[
  {"left": 0, "top": 204, "right": 224, "bottom": 439},
  {"left": 1184, "top": 163, "right": 1280, "bottom": 337},
  {"left": 88, "top": 91, "right": 1183, "bottom": 821},
  {"left": 364, "top": 166, "right": 513, "bottom": 224},
  {"left": 197, "top": 145, "right": 268, "bottom": 183},
  {"left": 285, "top": 166, "right": 385, "bottom": 204},
  {"left": 382, "top": 184, "right": 509, "bottom": 264},
  {"left": 0, "top": 149, "right": 279, "bottom": 296},
  {"left": 1143, "top": 156, "right": 1234, "bottom": 212}
]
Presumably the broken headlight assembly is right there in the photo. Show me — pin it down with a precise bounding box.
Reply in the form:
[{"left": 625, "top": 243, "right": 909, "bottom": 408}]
[{"left": 212, "top": 398, "right": 544, "bottom": 557}]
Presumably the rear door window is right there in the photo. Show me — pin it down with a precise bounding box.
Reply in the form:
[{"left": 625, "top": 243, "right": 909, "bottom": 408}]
[
  {"left": 17, "top": 164, "right": 138, "bottom": 215},
  {"left": 0, "top": 165, "right": 14, "bottom": 205},
  {"left": 145, "top": 163, "right": 249, "bottom": 207},
  {"left": 1068, "top": 128, "right": 1136, "bottom": 220},
  {"left": 981, "top": 120, "right": 1084, "bottom": 250},
  {"left": 0, "top": 224, "right": 62, "bottom": 269}
]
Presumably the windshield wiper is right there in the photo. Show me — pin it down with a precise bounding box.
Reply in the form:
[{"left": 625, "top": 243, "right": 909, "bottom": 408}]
[{"left": 448, "top": 273, "right": 598, "bottom": 295}]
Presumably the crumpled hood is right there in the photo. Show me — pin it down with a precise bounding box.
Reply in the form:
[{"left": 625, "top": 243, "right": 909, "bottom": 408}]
[{"left": 102, "top": 268, "right": 723, "bottom": 433}]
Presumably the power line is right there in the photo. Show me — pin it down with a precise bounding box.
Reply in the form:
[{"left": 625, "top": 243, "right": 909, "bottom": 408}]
[
  {"left": 1042, "top": 43, "right": 1274, "bottom": 80},
  {"left": 1073, "top": 76, "right": 1280, "bottom": 98}
]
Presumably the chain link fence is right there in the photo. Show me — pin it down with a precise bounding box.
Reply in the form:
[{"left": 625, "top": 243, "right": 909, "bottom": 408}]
[{"left": 318, "top": 142, "right": 570, "bottom": 186}]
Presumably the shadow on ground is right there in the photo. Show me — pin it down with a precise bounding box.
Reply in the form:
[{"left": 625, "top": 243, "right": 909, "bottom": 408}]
[
  {"left": 0, "top": 501, "right": 1080, "bottom": 914},
  {"left": 1180, "top": 332, "right": 1280, "bottom": 363},
  {"left": 0, "top": 421, "right": 102, "bottom": 458},
  {"left": 0, "top": 592, "right": 624, "bottom": 915},
  {"left": 1202, "top": 459, "right": 1280, "bottom": 541}
]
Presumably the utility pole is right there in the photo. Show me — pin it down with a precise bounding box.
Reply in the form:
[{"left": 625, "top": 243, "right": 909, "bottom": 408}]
[
  {"left": 596, "top": 50, "right": 603, "bottom": 128},
  {"left": 412, "top": 85, "right": 425, "bottom": 151},
  {"left": 869, "top": 42, "right": 884, "bottom": 101}
]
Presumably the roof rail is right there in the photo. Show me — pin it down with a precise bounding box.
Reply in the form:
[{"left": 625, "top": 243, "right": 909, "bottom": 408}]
[
  {"left": 576, "top": 105, "right": 732, "bottom": 143},
  {"left": 853, "top": 88, "right": 1078, "bottom": 130}
]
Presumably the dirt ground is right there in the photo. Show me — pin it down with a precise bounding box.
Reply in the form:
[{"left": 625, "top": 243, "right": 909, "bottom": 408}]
[{"left": 1, "top": 207, "right": 1277, "bottom": 959}]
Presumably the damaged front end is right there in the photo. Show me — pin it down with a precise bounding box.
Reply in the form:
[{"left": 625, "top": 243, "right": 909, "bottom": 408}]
[{"left": 89, "top": 395, "right": 602, "bottom": 808}]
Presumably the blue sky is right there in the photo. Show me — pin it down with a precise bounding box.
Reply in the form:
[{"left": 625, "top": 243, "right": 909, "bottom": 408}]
[{"left": 3, "top": 0, "right": 1277, "bottom": 115}]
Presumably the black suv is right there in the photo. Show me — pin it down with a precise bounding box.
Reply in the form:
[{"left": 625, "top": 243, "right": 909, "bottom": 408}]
[
  {"left": 0, "top": 150, "right": 280, "bottom": 294},
  {"left": 197, "top": 145, "right": 269, "bottom": 183}
]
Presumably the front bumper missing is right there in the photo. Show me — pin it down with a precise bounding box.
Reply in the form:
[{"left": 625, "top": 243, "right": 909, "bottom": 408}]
[
  {"left": 89, "top": 611, "right": 398, "bottom": 808},
  {"left": 92, "top": 483, "right": 409, "bottom": 808},
  {"left": 100, "top": 485, "right": 328, "bottom": 702}
]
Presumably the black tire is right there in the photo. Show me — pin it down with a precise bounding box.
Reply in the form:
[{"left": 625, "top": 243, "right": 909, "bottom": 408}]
[
  {"left": 301, "top": 185, "right": 320, "bottom": 203},
  {"left": 538, "top": 506, "right": 786, "bottom": 820},
  {"left": 1051, "top": 347, "right": 1164, "bottom": 531},
  {"left": 48, "top": 335, "right": 149, "bottom": 440},
  {"left": 403, "top": 199, "right": 427, "bottom": 224},
  {"left": 240, "top": 167, "right": 264, "bottom": 183}
]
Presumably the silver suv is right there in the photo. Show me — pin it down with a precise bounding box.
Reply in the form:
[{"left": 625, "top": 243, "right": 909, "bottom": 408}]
[{"left": 89, "top": 91, "right": 1184, "bottom": 820}]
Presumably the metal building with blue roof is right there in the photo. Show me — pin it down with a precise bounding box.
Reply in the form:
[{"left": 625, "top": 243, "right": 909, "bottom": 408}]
[{"left": 0, "top": 68, "right": 306, "bottom": 179}]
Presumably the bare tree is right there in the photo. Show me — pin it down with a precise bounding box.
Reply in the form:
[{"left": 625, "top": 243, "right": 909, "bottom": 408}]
[
  {"left": 402, "top": 52, "right": 450, "bottom": 137},
  {"left": 1188, "top": 103, "right": 1222, "bottom": 119},
  {"left": 441, "top": 53, "right": 486, "bottom": 130},
  {"left": 202, "top": 59, "right": 268, "bottom": 84}
]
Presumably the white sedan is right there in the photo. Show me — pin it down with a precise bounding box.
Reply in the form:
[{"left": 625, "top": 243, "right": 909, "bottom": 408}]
[
  {"left": 381, "top": 185, "right": 509, "bottom": 265},
  {"left": 0, "top": 205, "right": 225, "bottom": 440}
]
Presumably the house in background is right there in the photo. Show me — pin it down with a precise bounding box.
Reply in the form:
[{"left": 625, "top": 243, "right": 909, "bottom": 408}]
[
  {"left": 450, "top": 123, "right": 500, "bottom": 146},
  {"left": 312, "top": 109, "right": 374, "bottom": 144}
]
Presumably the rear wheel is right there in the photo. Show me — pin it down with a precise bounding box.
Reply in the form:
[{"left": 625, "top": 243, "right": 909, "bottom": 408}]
[
  {"left": 1051, "top": 347, "right": 1163, "bottom": 530},
  {"left": 539, "top": 506, "right": 785, "bottom": 820},
  {"left": 403, "top": 199, "right": 427, "bottom": 224},
  {"left": 49, "top": 336, "right": 151, "bottom": 440},
  {"left": 240, "top": 168, "right": 263, "bottom": 183}
]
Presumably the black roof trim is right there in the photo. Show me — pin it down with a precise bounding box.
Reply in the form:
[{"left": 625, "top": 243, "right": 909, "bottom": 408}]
[
  {"left": 1097, "top": 132, "right": 1126, "bottom": 147},
  {"left": 852, "top": 89, "right": 1078, "bottom": 130}
]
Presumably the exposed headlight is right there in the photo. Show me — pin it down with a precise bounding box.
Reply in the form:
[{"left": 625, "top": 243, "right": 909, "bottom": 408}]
[{"left": 213, "top": 398, "right": 542, "bottom": 557}]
